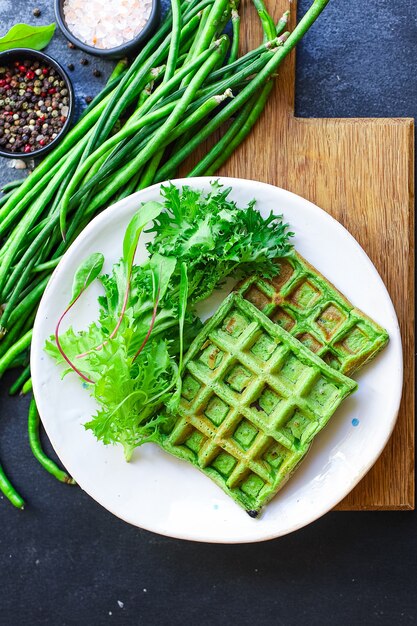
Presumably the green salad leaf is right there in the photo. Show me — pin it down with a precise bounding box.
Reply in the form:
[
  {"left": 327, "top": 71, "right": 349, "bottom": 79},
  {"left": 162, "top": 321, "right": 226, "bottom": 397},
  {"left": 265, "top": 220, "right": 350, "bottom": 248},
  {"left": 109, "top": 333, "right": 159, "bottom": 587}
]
[
  {"left": 0, "top": 23, "right": 56, "bottom": 52},
  {"left": 46, "top": 182, "right": 294, "bottom": 459}
]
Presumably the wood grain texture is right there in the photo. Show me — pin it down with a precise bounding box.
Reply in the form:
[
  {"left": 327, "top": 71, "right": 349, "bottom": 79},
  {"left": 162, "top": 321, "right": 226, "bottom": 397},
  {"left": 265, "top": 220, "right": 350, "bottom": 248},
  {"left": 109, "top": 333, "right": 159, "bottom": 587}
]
[{"left": 182, "top": 1, "right": 415, "bottom": 509}]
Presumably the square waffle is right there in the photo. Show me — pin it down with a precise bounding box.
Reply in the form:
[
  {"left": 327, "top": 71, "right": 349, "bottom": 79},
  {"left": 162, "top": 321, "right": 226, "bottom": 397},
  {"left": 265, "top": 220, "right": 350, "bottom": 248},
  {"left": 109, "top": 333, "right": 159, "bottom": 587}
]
[
  {"left": 237, "top": 252, "right": 389, "bottom": 376},
  {"left": 159, "top": 293, "right": 357, "bottom": 514}
]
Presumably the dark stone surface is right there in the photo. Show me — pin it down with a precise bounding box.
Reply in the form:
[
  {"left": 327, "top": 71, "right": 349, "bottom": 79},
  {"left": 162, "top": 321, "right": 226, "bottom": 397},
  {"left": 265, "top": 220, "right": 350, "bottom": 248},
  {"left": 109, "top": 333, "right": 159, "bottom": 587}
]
[{"left": 0, "top": 1, "right": 415, "bottom": 624}]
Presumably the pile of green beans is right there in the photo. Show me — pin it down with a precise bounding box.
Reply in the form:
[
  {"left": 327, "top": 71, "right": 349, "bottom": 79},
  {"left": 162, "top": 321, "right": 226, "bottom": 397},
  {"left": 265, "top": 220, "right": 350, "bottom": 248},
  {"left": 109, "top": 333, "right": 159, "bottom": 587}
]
[{"left": 0, "top": 0, "right": 330, "bottom": 508}]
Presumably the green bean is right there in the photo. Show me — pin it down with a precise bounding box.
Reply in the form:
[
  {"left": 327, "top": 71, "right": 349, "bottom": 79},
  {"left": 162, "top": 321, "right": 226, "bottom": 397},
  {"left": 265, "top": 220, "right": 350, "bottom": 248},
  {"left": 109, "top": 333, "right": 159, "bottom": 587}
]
[
  {"left": 60, "top": 45, "right": 217, "bottom": 224},
  {"left": 78, "top": 38, "right": 230, "bottom": 215},
  {"left": 141, "top": 0, "right": 201, "bottom": 186},
  {"left": 0, "top": 304, "right": 35, "bottom": 359},
  {"left": 1, "top": 179, "right": 24, "bottom": 193},
  {"left": 0, "top": 330, "right": 32, "bottom": 378},
  {"left": 140, "top": 90, "right": 232, "bottom": 188},
  {"left": 108, "top": 58, "right": 129, "bottom": 82},
  {"left": 0, "top": 189, "right": 14, "bottom": 209},
  {"left": 0, "top": 256, "right": 41, "bottom": 328},
  {"left": 0, "top": 158, "right": 61, "bottom": 236},
  {"left": 28, "top": 399, "right": 76, "bottom": 485},
  {"left": 0, "top": 462, "right": 25, "bottom": 509},
  {"left": 182, "top": 0, "right": 229, "bottom": 85},
  {"left": 180, "top": 5, "right": 211, "bottom": 76},
  {"left": 6, "top": 278, "right": 48, "bottom": 330},
  {"left": 33, "top": 258, "right": 62, "bottom": 274},
  {"left": 21, "top": 378, "right": 32, "bottom": 395},
  {"left": 115, "top": 168, "right": 144, "bottom": 201},
  {"left": 3, "top": 210, "right": 62, "bottom": 303},
  {"left": 87, "top": 14, "right": 201, "bottom": 154},
  {"left": 191, "top": 81, "right": 273, "bottom": 175},
  {"left": 9, "top": 364, "right": 31, "bottom": 396},
  {"left": 0, "top": 132, "right": 94, "bottom": 295},
  {"left": 78, "top": 69, "right": 127, "bottom": 122},
  {"left": 276, "top": 10, "right": 290, "bottom": 36},
  {"left": 227, "top": 7, "right": 240, "bottom": 70},
  {"left": 165, "top": 0, "right": 182, "bottom": 82},
  {"left": 252, "top": 0, "right": 276, "bottom": 40},
  {"left": 0, "top": 89, "right": 115, "bottom": 226},
  {"left": 156, "top": 0, "right": 330, "bottom": 179}
]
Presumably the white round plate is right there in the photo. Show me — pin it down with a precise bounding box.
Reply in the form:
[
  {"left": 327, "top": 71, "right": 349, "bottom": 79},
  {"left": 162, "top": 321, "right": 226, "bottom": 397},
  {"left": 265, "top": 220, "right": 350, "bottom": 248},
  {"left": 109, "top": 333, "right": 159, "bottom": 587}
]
[{"left": 31, "top": 177, "right": 402, "bottom": 543}]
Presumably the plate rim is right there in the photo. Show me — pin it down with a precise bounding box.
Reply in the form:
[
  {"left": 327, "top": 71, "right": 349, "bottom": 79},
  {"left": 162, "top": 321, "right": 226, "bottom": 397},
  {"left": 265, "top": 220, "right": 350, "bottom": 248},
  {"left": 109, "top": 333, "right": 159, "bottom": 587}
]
[{"left": 31, "top": 176, "right": 403, "bottom": 543}]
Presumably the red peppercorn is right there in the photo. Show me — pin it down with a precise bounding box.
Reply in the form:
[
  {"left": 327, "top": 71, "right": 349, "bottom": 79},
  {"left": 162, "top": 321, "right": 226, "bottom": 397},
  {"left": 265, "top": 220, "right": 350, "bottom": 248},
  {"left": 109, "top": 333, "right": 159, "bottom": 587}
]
[
  {"left": 39, "top": 139, "right": 45, "bottom": 146},
  {"left": 41, "top": 92, "right": 47, "bottom": 98},
  {"left": 26, "top": 70, "right": 35, "bottom": 80},
  {"left": 48, "top": 88, "right": 56, "bottom": 94},
  {"left": 19, "top": 65, "right": 26, "bottom": 73},
  {"left": 24, "top": 145, "right": 31, "bottom": 153},
  {"left": 0, "top": 79, "right": 6, "bottom": 87}
]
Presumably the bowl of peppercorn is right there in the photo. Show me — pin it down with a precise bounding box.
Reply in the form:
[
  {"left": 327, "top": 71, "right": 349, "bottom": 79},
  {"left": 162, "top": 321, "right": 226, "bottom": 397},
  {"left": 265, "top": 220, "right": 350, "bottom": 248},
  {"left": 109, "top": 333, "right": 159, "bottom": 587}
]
[{"left": 0, "top": 48, "right": 74, "bottom": 158}]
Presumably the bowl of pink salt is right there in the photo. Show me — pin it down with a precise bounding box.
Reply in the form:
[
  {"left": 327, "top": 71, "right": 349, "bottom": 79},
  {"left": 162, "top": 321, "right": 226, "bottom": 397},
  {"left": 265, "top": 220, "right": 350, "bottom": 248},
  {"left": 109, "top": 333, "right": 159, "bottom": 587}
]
[{"left": 54, "top": 0, "right": 160, "bottom": 59}]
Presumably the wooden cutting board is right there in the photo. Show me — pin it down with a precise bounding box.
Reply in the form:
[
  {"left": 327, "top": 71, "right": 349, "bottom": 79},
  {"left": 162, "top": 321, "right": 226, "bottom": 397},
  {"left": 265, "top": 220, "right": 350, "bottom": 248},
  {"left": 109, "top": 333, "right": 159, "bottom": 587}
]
[{"left": 185, "top": 0, "right": 415, "bottom": 509}]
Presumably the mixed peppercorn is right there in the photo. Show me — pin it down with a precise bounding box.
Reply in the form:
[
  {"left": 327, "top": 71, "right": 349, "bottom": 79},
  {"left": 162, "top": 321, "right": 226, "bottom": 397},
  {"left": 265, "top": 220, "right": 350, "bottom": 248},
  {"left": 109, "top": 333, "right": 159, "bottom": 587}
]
[{"left": 0, "top": 59, "right": 70, "bottom": 154}]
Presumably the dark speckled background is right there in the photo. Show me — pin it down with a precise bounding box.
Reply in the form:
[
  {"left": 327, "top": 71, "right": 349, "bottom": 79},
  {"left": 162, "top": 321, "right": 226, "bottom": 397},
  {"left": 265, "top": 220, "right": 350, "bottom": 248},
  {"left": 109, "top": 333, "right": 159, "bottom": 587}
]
[{"left": 0, "top": 1, "right": 416, "bottom": 624}]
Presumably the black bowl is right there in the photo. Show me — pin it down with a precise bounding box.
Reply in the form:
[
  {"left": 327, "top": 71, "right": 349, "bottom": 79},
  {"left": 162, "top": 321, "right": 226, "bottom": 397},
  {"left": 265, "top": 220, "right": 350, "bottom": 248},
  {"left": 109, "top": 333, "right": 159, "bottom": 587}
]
[
  {"left": 0, "top": 48, "right": 75, "bottom": 160},
  {"left": 54, "top": 0, "right": 160, "bottom": 59}
]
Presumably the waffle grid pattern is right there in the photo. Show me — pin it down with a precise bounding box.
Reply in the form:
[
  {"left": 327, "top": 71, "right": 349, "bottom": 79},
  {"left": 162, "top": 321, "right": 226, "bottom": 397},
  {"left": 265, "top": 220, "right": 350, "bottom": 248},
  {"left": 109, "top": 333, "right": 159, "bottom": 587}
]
[
  {"left": 160, "top": 294, "right": 357, "bottom": 513},
  {"left": 238, "top": 252, "right": 389, "bottom": 376}
]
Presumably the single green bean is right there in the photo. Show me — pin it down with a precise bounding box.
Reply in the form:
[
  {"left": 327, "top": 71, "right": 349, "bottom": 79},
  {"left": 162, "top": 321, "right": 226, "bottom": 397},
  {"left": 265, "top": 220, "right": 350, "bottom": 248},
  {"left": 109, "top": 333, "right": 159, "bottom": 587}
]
[
  {"left": 28, "top": 399, "right": 76, "bottom": 485},
  {"left": 0, "top": 463, "right": 25, "bottom": 509},
  {"left": 180, "top": 5, "right": 211, "bottom": 75},
  {"left": 33, "top": 257, "right": 62, "bottom": 273},
  {"left": 227, "top": 8, "right": 240, "bottom": 69},
  {"left": 0, "top": 330, "right": 32, "bottom": 378},
  {"left": 252, "top": 0, "right": 276, "bottom": 40},
  {"left": 276, "top": 10, "right": 290, "bottom": 36},
  {"left": 165, "top": 0, "right": 182, "bottom": 82},
  {"left": 21, "top": 378, "right": 32, "bottom": 395},
  {"left": 9, "top": 364, "right": 31, "bottom": 396},
  {"left": 108, "top": 58, "right": 129, "bottom": 82},
  {"left": 1, "top": 179, "right": 24, "bottom": 193}
]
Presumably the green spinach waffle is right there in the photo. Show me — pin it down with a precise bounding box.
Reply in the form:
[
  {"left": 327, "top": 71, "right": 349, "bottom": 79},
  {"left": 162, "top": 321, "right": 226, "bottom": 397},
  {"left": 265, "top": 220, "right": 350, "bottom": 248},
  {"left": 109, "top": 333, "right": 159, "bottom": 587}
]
[
  {"left": 160, "top": 293, "right": 357, "bottom": 514},
  {"left": 237, "top": 252, "right": 389, "bottom": 376}
]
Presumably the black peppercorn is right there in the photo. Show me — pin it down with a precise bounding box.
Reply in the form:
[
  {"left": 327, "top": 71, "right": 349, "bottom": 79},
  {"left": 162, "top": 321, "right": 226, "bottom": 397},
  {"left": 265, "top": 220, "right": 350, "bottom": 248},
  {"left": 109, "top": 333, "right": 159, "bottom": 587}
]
[
  {"left": 92, "top": 69, "right": 101, "bottom": 78},
  {"left": 33, "top": 7, "right": 41, "bottom": 17},
  {"left": 67, "top": 63, "right": 75, "bottom": 71},
  {"left": 80, "top": 58, "right": 89, "bottom": 66},
  {"left": 68, "top": 42, "right": 76, "bottom": 49},
  {"left": 85, "top": 95, "right": 93, "bottom": 104}
]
